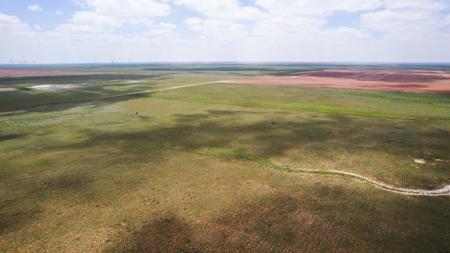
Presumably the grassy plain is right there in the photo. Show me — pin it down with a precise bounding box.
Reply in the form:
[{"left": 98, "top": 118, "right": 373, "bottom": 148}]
[{"left": 0, "top": 68, "right": 449, "bottom": 252}]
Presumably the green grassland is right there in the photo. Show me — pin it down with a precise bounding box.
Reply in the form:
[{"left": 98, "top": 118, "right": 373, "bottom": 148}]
[
  {"left": 0, "top": 71, "right": 449, "bottom": 252},
  {"left": 0, "top": 74, "right": 228, "bottom": 112}
]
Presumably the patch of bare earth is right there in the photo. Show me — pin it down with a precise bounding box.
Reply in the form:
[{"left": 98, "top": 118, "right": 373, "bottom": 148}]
[
  {"left": 230, "top": 69, "right": 450, "bottom": 93},
  {"left": 31, "top": 84, "right": 79, "bottom": 92},
  {"left": 0, "top": 88, "right": 18, "bottom": 92}
]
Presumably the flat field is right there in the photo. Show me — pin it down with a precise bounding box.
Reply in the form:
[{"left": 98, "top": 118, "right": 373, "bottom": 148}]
[{"left": 0, "top": 64, "right": 449, "bottom": 252}]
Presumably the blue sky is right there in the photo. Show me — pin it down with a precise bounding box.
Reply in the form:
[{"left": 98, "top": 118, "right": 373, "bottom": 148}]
[
  {"left": 0, "top": 0, "right": 72, "bottom": 28},
  {"left": 1, "top": 0, "right": 450, "bottom": 63}
]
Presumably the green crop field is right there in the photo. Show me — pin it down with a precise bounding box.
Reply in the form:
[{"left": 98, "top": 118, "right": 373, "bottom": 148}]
[{"left": 0, "top": 67, "right": 449, "bottom": 252}]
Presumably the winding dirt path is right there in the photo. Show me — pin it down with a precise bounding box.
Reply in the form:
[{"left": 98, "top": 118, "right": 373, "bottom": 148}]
[{"left": 277, "top": 165, "right": 450, "bottom": 197}]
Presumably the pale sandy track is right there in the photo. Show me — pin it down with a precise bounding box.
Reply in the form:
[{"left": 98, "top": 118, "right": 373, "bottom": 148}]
[
  {"left": 279, "top": 165, "right": 450, "bottom": 197},
  {"left": 99, "top": 80, "right": 225, "bottom": 99}
]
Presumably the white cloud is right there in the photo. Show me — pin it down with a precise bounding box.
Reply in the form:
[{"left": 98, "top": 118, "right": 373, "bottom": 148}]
[
  {"left": 360, "top": 0, "right": 450, "bottom": 39},
  {"left": 28, "top": 4, "right": 43, "bottom": 13},
  {"left": 176, "top": 0, "right": 450, "bottom": 62},
  {"left": 330, "top": 27, "right": 371, "bottom": 39},
  {"left": 0, "top": 12, "right": 29, "bottom": 34},
  {"left": 160, "top": 22, "right": 177, "bottom": 29},
  {"left": 185, "top": 17, "right": 248, "bottom": 42},
  {"left": 57, "top": 11, "right": 122, "bottom": 33},
  {"left": 251, "top": 0, "right": 381, "bottom": 34},
  {"left": 383, "top": 0, "right": 448, "bottom": 11},
  {"left": 175, "top": 0, "right": 264, "bottom": 20},
  {"left": 59, "top": 0, "right": 171, "bottom": 33},
  {"left": 179, "top": 0, "right": 382, "bottom": 48},
  {"left": 56, "top": 10, "right": 64, "bottom": 16},
  {"left": 1, "top": 0, "right": 450, "bottom": 63},
  {"left": 79, "top": 0, "right": 170, "bottom": 18},
  {"left": 184, "top": 17, "right": 202, "bottom": 28},
  {"left": 255, "top": 0, "right": 381, "bottom": 17}
]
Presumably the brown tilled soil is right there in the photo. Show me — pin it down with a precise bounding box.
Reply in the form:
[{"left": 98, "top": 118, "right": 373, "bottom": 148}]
[{"left": 231, "top": 69, "right": 450, "bottom": 93}]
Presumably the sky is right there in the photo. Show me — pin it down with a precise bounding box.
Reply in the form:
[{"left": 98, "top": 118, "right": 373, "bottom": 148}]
[{"left": 1, "top": 0, "right": 450, "bottom": 63}]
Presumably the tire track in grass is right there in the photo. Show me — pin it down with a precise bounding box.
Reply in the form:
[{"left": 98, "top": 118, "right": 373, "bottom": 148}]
[{"left": 99, "top": 80, "right": 226, "bottom": 99}]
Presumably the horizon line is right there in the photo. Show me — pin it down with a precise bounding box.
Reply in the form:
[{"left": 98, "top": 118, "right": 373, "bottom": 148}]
[{"left": 1, "top": 61, "right": 450, "bottom": 66}]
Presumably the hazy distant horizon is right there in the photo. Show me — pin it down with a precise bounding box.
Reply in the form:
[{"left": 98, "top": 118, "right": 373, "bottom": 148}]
[{"left": 3, "top": 60, "right": 450, "bottom": 67}]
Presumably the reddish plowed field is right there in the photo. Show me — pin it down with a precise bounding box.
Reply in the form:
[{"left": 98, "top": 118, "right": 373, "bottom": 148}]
[{"left": 231, "top": 69, "right": 450, "bottom": 93}]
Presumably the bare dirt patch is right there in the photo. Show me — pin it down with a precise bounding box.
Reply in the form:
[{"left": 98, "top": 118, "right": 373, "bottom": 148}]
[
  {"left": 0, "top": 88, "right": 18, "bottom": 92},
  {"left": 31, "top": 84, "right": 79, "bottom": 92},
  {"left": 107, "top": 80, "right": 142, "bottom": 84},
  {"left": 231, "top": 69, "right": 450, "bottom": 93}
]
